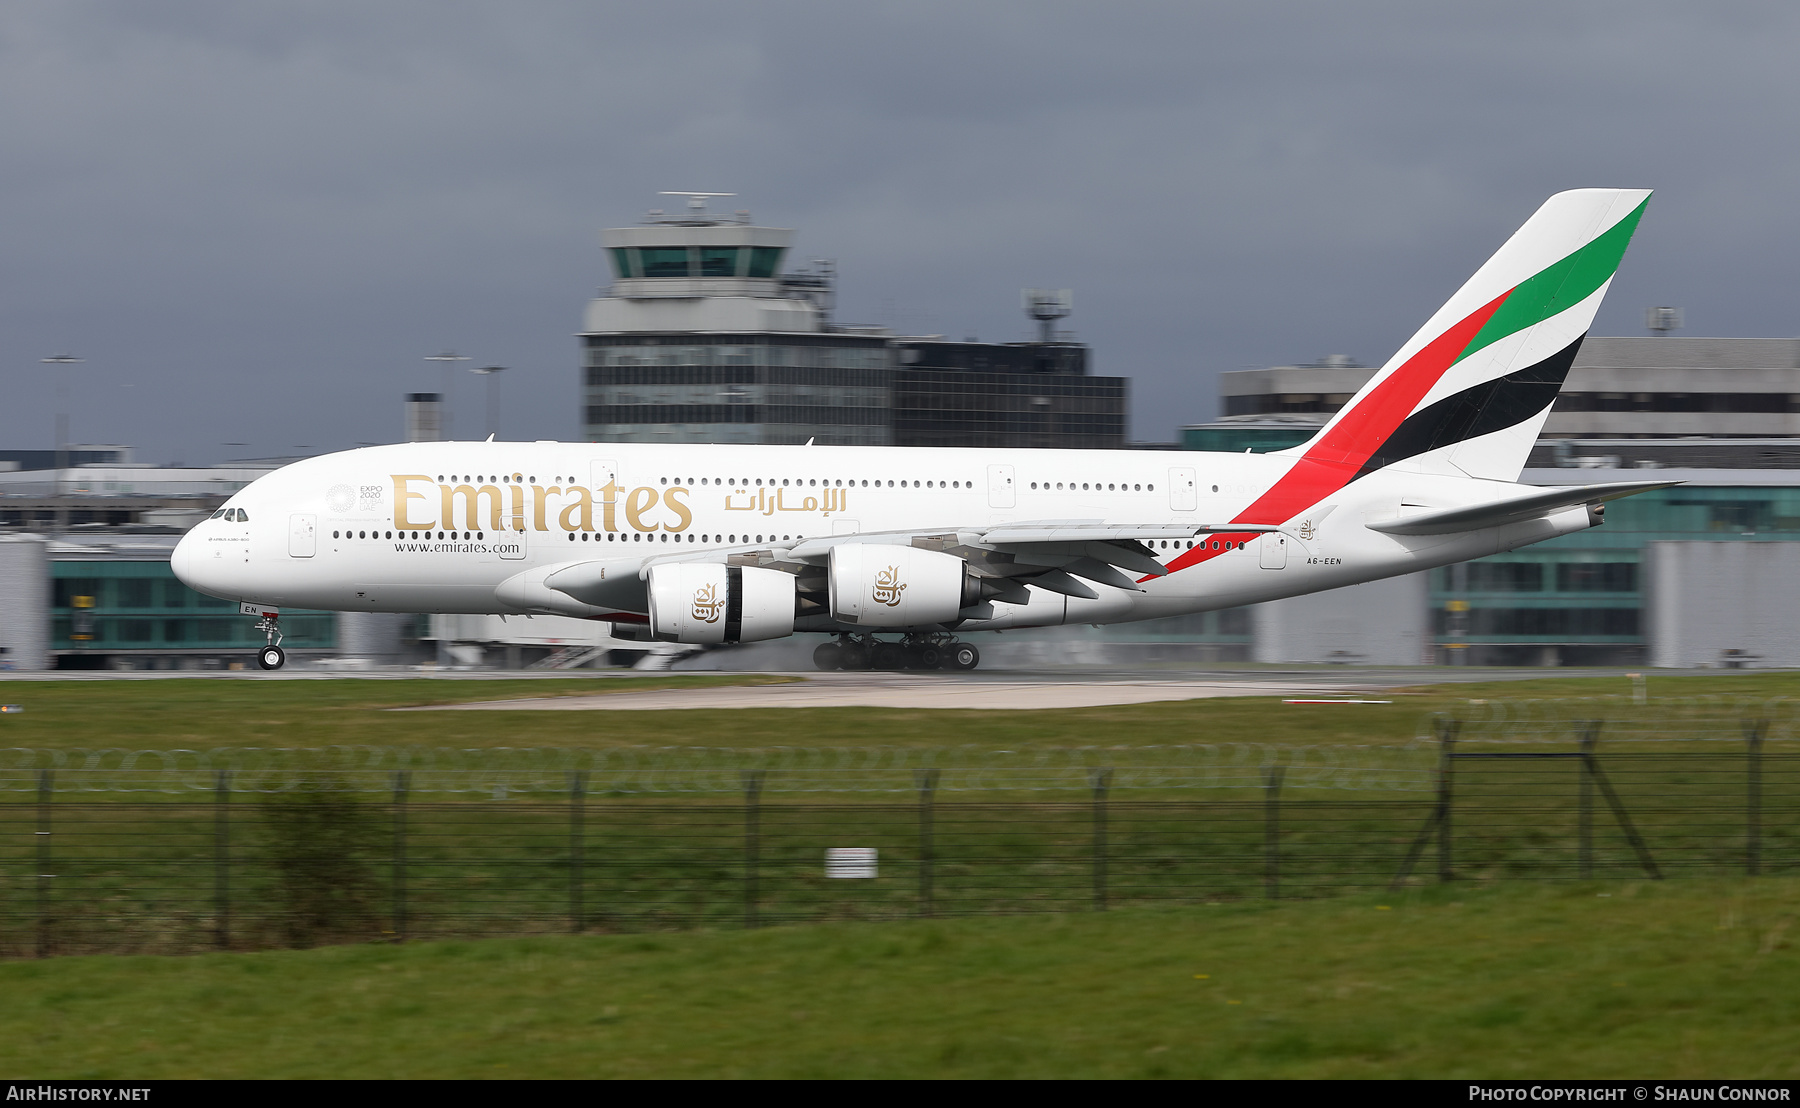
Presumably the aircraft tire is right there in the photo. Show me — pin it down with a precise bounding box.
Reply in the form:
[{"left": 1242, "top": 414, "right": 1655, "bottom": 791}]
[
  {"left": 812, "top": 642, "right": 842, "bottom": 671},
  {"left": 872, "top": 643, "right": 905, "bottom": 670},
  {"left": 948, "top": 643, "right": 980, "bottom": 671},
  {"left": 839, "top": 643, "right": 871, "bottom": 670},
  {"left": 915, "top": 645, "right": 943, "bottom": 670},
  {"left": 257, "top": 645, "right": 286, "bottom": 671}
]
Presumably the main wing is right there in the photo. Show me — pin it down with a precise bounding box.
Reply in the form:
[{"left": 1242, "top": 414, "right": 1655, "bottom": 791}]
[{"left": 498, "top": 520, "right": 1246, "bottom": 616}]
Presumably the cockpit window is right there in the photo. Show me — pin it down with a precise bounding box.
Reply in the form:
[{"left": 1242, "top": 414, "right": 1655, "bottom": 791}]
[
  {"left": 209, "top": 510, "right": 225, "bottom": 519},
  {"left": 236, "top": 509, "right": 249, "bottom": 521}
]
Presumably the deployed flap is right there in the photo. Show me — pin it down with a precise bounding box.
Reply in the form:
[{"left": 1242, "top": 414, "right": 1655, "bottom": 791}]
[
  {"left": 1059, "top": 557, "right": 1145, "bottom": 592},
  {"left": 995, "top": 540, "right": 1168, "bottom": 578},
  {"left": 783, "top": 522, "right": 1216, "bottom": 595},
  {"left": 1026, "top": 570, "right": 1100, "bottom": 600},
  {"left": 1366, "top": 479, "right": 1678, "bottom": 536}
]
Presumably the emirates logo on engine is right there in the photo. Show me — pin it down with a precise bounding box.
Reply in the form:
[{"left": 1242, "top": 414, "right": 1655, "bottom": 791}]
[
  {"left": 691, "top": 582, "right": 725, "bottom": 624},
  {"left": 872, "top": 565, "right": 907, "bottom": 607}
]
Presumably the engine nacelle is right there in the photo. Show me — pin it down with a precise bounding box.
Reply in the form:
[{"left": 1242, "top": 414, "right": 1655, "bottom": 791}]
[
  {"left": 646, "top": 563, "right": 796, "bottom": 644},
  {"left": 829, "top": 544, "right": 980, "bottom": 627}
]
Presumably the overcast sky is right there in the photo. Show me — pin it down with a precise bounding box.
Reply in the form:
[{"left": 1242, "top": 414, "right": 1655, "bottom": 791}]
[{"left": 2, "top": 1, "right": 1797, "bottom": 464}]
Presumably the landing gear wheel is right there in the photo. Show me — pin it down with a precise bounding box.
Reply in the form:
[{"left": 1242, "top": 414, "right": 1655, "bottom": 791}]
[
  {"left": 948, "top": 644, "right": 980, "bottom": 671},
  {"left": 839, "top": 643, "right": 871, "bottom": 670},
  {"left": 915, "top": 645, "right": 943, "bottom": 670},
  {"left": 257, "top": 645, "right": 286, "bottom": 671},
  {"left": 872, "top": 643, "right": 905, "bottom": 670},
  {"left": 812, "top": 642, "right": 842, "bottom": 671}
]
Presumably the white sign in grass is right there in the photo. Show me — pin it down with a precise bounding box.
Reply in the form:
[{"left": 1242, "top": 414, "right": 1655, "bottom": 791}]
[{"left": 825, "top": 848, "right": 878, "bottom": 879}]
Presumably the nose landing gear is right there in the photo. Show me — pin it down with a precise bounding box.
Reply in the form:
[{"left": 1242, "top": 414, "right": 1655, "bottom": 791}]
[{"left": 250, "top": 607, "right": 285, "bottom": 671}]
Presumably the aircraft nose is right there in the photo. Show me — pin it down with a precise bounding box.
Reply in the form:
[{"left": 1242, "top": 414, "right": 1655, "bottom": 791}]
[{"left": 171, "top": 528, "right": 196, "bottom": 587}]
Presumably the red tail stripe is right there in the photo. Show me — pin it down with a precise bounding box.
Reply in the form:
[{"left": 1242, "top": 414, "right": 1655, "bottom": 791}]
[{"left": 1150, "top": 289, "right": 1513, "bottom": 580}]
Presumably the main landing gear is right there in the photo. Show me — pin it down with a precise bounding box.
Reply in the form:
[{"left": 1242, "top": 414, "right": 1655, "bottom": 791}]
[
  {"left": 813, "top": 633, "right": 980, "bottom": 672},
  {"left": 254, "top": 611, "right": 286, "bottom": 671}
]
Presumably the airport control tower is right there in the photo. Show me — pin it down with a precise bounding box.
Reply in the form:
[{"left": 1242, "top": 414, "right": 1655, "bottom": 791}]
[
  {"left": 580, "top": 193, "right": 1125, "bottom": 449},
  {"left": 584, "top": 192, "right": 828, "bottom": 335}
]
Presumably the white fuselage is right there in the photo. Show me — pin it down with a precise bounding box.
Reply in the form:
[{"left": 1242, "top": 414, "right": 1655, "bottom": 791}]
[{"left": 171, "top": 440, "right": 1594, "bottom": 632}]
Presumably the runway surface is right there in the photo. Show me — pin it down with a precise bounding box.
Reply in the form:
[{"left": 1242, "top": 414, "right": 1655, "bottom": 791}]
[{"left": 406, "top": 670, "right": 1401, "bottom": 712}]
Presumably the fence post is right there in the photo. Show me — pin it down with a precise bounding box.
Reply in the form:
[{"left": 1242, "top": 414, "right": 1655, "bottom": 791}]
[
  {"left": 743, "top": 770, "right": 762, "bottom": 930},
  {"left": 916, "top": 768, "right": 938, "bottom": 918},
  {"left": 1437, "top": 719, "right": 1458, "bottom": 883},
  {"left": 214, "top": 769, "right": 230, "bottom": 950},
  {"left": 1745, "top": 719, "right": 1765, "bottom": 877},
  {"left": 1579, "top": 721, "right": 1598, "bottom": 880},
  {"left": 1092, "top": 768, "right": 1112, "bottom": 911},
  {"left": 35, "top": 769, "right": 51, "bottom": 959},
  {"left": 1263, "top": 764, "right": 1285, "bottom": 900},
  {"left": 392, "top": 771, "right": 409, "bottom": 942},
  {"left": 1586, "top": 751, "right": 1662, "bottom": 880},
  {"left": 570, "top": 770, "right": 586, "bottom": 932}
]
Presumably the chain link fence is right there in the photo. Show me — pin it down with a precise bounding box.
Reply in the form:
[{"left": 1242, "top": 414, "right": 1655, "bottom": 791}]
[{"left": 3, "top": 698, "right": 1798, "bottom": 958}]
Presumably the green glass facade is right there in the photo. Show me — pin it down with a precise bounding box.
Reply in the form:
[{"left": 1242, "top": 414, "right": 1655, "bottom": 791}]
[
  {"left": 604, "top": 245, "right": 786, "bottom": 280},
  {"left": 1180, "top": 425, "right": 1316, "bottom": 453},
  {"left": 1432, "top": 484, "right": 1800, "bottom": 665},
  {"left": 51, "top": 560, "right": 336, "bottom": 655}
]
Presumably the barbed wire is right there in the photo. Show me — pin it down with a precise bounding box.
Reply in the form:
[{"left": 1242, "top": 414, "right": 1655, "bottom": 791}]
[
  {"left": 1415, "top": 695, "right": 1800, "bottom": 745},
  {"left": 0, "top": 743, "right": 1437, "bottom": 796}
]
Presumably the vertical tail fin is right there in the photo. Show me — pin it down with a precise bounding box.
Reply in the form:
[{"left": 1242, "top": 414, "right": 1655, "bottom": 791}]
[{"left": 1282, "top": 188, "right": 1651, "bottom": 482}]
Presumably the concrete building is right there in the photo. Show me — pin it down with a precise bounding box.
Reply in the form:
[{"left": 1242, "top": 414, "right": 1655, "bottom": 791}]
[
  {"left": 1190, "top": 337, "right": 1800, "bottom": 458},
  {"left": 1646, "top": 541, "right": 1800, "bottom": 668}
]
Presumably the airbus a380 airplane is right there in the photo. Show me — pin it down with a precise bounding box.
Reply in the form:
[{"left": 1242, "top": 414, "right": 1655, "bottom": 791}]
[{"left": 174, "top": 188, "right": 1672, "bottom": 672}]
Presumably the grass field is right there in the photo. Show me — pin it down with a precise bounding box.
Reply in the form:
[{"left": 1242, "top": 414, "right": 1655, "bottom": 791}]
[
  {"left": 1, "top": 672, "right": 1797, "bottom": 1076},
  {"left": 2, "top": 877, "right": 1796, "bottom": 1078},
  {"left": 2, "top": 669, "right": 1799, "bottom": 753}
]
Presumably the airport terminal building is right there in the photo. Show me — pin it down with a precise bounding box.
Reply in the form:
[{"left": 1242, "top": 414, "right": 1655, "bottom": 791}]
[{"left": 1182, "top": 337, "right": 1800, "bottom": 667}]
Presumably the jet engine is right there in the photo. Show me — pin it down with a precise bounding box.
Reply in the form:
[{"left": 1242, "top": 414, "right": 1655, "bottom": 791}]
[
  {"left": 646, "top": 563, "right": 796, "bottom": 644},
  {"left": 829, "top": 544, "right": 981, "bottom": 627}
]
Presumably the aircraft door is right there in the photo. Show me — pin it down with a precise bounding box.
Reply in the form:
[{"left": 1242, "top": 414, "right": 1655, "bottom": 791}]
[
  {"left": 1258, "top": 534, "right": 1288, "bottom": 570},
  {"left": 1168, "top": 467, "right": 1198, "bottom": 511},
  {"left": 987, "top": 464, "right": 1015, "bottom": 508},
  {"left": 498, "top": 522, "right": 526, "bottom": 560},
  {"left": 590, "top": 458, "right": 617, "bottom": 491},
  {"left": 288, "top": 514, "right": 316, "bottom": 558}
]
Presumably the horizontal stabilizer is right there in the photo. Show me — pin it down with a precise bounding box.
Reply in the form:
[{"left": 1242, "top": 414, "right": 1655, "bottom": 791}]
[{"left": 1366, "top": 480, "right": 1679, "bottom": 536}]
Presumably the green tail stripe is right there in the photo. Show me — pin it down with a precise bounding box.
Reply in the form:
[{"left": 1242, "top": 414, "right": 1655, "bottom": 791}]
[{"left": 1454, "top": 196, "right": 1650, "bottom": 364}]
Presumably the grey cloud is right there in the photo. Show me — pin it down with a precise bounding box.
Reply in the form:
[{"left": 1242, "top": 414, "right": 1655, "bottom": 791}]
[{"left": 0, "top": 1, "right": 1796, "bottom": 461}]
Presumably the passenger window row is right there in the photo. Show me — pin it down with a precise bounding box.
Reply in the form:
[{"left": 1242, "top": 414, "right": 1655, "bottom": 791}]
[
  {"left": 658, "top": 477, "right": 972, "bottom": 490},
  {"left": 1027, "top": 481, "right": 1153, "bottom": 492},
  {"left": 566, "top": 532, "right": 796, "bottom": 545}
]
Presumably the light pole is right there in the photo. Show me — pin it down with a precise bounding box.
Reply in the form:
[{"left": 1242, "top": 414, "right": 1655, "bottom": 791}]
[
  {"left": 424, "top": 351, "right": 469, "bottom": 438},
  {"left": 471, "top": 365, "right": 506, "bottom": 438},
  {"left": 40, "top": 355, "right": 82, "bottom": 514}
]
